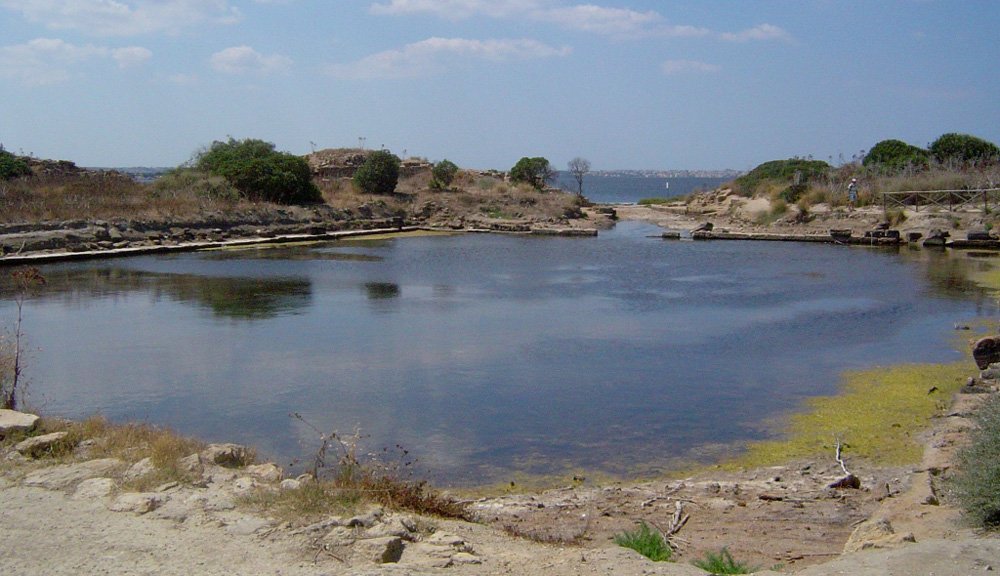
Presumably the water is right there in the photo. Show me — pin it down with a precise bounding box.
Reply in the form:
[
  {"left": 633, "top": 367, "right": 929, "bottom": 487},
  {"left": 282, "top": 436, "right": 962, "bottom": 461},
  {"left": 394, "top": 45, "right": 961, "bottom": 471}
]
[
  {"left": 1, "top": 223, "right": 994, "bottom": 485},
  {"left": 554, "top": 172, "right": 729, "bottom": 204}
]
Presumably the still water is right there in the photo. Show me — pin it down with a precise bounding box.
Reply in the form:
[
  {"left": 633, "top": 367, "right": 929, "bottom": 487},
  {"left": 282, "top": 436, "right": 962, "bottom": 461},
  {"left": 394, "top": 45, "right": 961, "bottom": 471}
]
[{"left": 1, "top": 222, "right": 995, "bottom": 485}]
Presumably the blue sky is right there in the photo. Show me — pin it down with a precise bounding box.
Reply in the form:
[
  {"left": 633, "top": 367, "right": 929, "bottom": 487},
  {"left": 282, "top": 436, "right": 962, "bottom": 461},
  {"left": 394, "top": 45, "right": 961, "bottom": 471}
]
[{"left": 2, "top": 1, "right": 998, "bottom": 171}]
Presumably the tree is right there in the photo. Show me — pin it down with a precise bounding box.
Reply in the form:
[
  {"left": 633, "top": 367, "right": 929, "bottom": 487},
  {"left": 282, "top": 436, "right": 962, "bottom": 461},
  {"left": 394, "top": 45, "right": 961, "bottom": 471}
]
[
  {"left": 431, "top": 159, "right": 459, "bottom": 189},
  {"left": 568, "top": 157, "right": 591, "bottom": 196},
  {"left": 354, "top": 150, "right": 401, "bottom": 195},
  {"left": 195, "top": 138, "right": 321, "bottom": 204},
  {"left": 863, "top": 139, "right": 929, "bottom": 171},
  {"left": 930, "top": 133, "right": 1000, "bottom": 166},
  {"left": 509, "top": 157, "right": 554, "bottom": 190},
  {"left": 2, "top": 267, "right": 45, "bottom": 410}
]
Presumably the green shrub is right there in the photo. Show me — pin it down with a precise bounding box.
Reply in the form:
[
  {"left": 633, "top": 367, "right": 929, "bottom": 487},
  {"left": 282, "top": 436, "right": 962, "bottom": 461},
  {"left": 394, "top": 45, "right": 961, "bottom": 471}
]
[
  {"left": 430, "top": 159, "right": 459, "bottom": 189},
  {"left": 732, "top": 158, "right": 830, "bottom": 196},
  {"left": 509, "top": 156, "right": 554, "bottom": 190},
  {"left": 951, "top": 393, "right": 1000, "bottom": 529},
  {"left": 152, "top": 168, "right": 240, "bottom": 201},
  {"left": 930, "top": 133, "right": 1000, "bottom": 166},
  {"left": 194, "top": 138, "right": 320, "bottom": 204},
  {"left": 0, "top": 148, "right": 31, "bottom": 180},
  {"left": 692, "top": 548, "right": 758, "bottom": 574},
  {"left": 613, "top": 522, "right": 672, "bottom": 562},
  {"left": 354, "top": 150, "right": 401, "bottom": 195},
  {"left": 863, "top": 139, "right": 930, "bottom": 171},
  {"left": 779, "top": 183, "right": 808, "bottom": 203}
]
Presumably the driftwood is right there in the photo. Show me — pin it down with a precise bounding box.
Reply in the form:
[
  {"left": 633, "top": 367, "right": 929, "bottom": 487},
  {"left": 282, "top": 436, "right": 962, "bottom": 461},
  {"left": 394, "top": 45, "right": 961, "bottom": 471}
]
[{"left": 829, "top": 439, "right": 861, "bottom": 489}]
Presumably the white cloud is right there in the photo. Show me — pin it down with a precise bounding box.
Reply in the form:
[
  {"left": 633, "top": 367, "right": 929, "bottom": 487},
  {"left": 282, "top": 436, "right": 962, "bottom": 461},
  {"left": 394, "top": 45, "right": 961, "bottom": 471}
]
[
  {"left": 720, "top": 23, "right": 792, "bottom": 42},
  {"left": 329, "top": 36, "right": 571, "bottom": 79},
  {"left": 661, "top": 59, "right": 720, "bottom": 75},
  {"left": 370, "top": 0, "right": 540, "bottom": 19},
  {"left": 210, "top": 46, "right": 292, "bottom": 75},
  {"left": 534, "top": 5, "right": 661, "bottom": 35},
  {"left": 0, "top": 0, "right": 241, "bottom": 36},
  {"left": 0, "top": 37, "right": 151, "bottom": 85},
  {"left": 371, "top": 0, "right": 666, "bottom": 35},
  {"left": 111, "top": 45, "right": 151, "bottom": 67}
]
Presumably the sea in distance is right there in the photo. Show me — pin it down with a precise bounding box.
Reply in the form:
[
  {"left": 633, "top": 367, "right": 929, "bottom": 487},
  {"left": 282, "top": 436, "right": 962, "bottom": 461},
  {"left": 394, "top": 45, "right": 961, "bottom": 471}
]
[
  {"left": 553, "top": 171, "right": 732, "bottom": 204},
  {"left": 2, "top": 219, "right": 995, "bottom": 486}
]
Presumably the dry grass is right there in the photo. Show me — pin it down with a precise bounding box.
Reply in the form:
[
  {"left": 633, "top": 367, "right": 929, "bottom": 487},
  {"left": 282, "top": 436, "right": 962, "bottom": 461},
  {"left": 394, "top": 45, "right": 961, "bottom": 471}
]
[
  {"left": 13, "top": 416, "right": 212, "bottom": 489},
  {"left": 0, "top": 172, "right": 253, "bottom": 224}
]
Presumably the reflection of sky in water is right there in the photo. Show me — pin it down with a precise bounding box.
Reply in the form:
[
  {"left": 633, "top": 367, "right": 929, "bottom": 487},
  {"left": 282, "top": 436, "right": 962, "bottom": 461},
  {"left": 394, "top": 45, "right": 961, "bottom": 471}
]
[{"left": 2, "top": 220, "right": 996, "bottom": 485}]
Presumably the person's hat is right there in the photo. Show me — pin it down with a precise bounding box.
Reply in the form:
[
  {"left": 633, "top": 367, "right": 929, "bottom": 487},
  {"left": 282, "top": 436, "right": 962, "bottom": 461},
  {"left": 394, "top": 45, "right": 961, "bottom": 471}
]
[{"left": 851, "top": 178, "right": 857, "bottom": 182}]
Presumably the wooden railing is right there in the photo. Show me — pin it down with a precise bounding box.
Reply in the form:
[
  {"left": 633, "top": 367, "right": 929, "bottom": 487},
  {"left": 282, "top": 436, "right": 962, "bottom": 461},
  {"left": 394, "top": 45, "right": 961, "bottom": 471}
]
[{"left": 881, "top": 188, "right": 1000, "bottom": 212}]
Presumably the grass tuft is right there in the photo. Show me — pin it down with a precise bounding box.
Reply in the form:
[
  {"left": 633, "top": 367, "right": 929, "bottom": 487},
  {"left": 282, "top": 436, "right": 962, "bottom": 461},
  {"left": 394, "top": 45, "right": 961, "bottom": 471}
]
[
  {"left": 692, "top": 548, "right": 758, "bottom": 574},
  {"left": 950, "top": 393, "right": 1000, "bottom": 529},
  {"left": 613, "top": 521, "right": 672, "bottom": 562}
]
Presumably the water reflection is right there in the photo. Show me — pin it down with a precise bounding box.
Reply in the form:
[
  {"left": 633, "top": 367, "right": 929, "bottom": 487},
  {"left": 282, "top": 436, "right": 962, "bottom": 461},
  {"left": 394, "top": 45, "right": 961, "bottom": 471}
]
[
  {"left": 364, "top": 282, "right": 401, "bottom": 299},
  {"left": 0, "top": 267, "right": 312, "bottom": 321}
]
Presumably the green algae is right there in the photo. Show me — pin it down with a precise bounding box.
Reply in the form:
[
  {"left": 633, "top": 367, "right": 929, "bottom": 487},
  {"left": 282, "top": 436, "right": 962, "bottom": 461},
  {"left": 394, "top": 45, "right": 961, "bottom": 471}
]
[{"left": 729, "top": 362, "right": 970, "bottom": 469}]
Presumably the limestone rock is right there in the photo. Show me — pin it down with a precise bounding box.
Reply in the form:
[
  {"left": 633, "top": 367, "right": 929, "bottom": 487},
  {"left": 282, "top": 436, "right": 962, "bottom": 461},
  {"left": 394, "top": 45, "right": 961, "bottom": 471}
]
[
  {"left": 72, "top": 477, "right": 116, "bottom": 500},
  {"left": 109, "top": 492, "right": 166, "bottom": 514},
  {"left": 123, "top": 457, "right": 155, "bottom": 482},
  {"left": 363, "top": 515, "right": 418, "bottom": 541},
  {"left": 352, "top": 536, "right": 404, "bottom": 564},
  {"left": 23, "top": 458, "right": 124, "bottom": 490},
  {"left": 347, "top": 508, "right": 384, "bottom": 528},
  {"left": 246, "top": 463, "right": 282, "bottom": 483},
  {"left": 844, "top": 518, "right": 916, "bottom": 553},
  {"left": 0, "top": 409, "right": 39, "bottom": 436},
  {"left": 232, "top": 476, "right": 258, "bottom": 496},
  {"left": 14, "top": 431, "right": 73, "bottom": 458},
  {"left": 279, "top": 478, "right": 301, "bottom": 491},
  {"left": 224, "top": 516, "right": 273, "bottom": 536}
]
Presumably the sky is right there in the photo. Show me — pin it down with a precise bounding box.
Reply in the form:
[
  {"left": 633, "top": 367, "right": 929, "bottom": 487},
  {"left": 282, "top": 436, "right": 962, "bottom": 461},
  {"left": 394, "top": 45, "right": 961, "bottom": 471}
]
[{"left": 2, "top": 0, "right": 999, "bottom": 171}]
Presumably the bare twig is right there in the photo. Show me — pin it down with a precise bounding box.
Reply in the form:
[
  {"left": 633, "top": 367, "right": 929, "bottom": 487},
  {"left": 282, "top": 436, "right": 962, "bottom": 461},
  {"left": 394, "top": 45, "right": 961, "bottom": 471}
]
[{"left": 835, "top": 437, "right": 851, "bottom": 476}]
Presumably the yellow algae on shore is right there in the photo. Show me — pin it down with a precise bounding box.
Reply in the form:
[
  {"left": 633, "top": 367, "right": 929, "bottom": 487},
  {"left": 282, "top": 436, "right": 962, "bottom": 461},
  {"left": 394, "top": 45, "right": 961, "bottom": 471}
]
[{"left": 729, "top": 362, "right": 969, "bottom": 469}]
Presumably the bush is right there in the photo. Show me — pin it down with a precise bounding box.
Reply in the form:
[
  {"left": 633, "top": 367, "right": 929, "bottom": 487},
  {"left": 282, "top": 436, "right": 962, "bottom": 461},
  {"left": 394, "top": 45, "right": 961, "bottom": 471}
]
[
  {"left": 194, "top": 138, "right": 321, "bottom": 204},
  {"left": 951, "top": 393, "right": 1000, "bottom": 529},
  {"left": 430, "top": 159, "right": 459, "bottom": 189},
  {"left": 692, "top": 548, "right": 758, "bottom": 574},
  {"left": 354, "top": 150, "right": 401, "bottom": 195},
  {"left": 152, "top": 168, "right": 240, "bottom": 202},
  {"left": 930, "top": 133, "right": 1000, "bottom": 166},
  {"left": 613, "top": 522, "right": 672, "bottom": 561},
  {"left": 863, "top": 139, "right": 930, "bottom": 171},
  {"left": 0, "top": 148, "right": 31, "bottom": 180},
  {"left": 509, "top": 156, "right": 554, "bottom": 190},
  {"left": 779, "top": 183, "right": 808, "bottom": 203},
  {"left": 732, "top": 158, "right": 830, "bottom": 196}
]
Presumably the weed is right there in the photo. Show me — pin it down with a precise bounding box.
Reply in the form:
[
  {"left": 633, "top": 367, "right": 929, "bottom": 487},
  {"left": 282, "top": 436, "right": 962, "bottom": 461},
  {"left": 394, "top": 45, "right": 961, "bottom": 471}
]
[
  {"left": 2, "top": 267, "right": 45, "bottom": 410},
  {"left": 289, "top": 414, "right": 466, "bottom": 519},
  {"left": 613, "top": 521, "right": 672, "bottom": 562},
  {"left": 692, "top": 548, "right": 758, "bottom": 574},
  {"left": 950, "top": 393, "right": 1000, "bottom": 529}
]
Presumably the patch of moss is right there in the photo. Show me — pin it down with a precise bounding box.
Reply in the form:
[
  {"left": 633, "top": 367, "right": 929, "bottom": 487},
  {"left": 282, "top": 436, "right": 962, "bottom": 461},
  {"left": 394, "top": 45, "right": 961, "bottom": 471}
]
[{"left": 729, "top": 362, "right": 969, "bottom": 469}]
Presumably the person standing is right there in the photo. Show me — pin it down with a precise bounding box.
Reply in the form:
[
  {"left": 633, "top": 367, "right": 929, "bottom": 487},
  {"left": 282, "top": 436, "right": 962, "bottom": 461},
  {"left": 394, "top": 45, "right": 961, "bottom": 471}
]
[{"left": 847, "top": 178, "right": 858, "bottom": 210}]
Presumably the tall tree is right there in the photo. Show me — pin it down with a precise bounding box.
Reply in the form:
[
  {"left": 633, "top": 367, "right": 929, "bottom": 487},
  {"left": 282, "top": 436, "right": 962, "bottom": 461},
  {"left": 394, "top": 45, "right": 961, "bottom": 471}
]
[
  {"left": 510, "top": 157, "right": 554, "bottom": 190},
  {"left": 568, "top": 157, "right": 591, "bottom": 196}
]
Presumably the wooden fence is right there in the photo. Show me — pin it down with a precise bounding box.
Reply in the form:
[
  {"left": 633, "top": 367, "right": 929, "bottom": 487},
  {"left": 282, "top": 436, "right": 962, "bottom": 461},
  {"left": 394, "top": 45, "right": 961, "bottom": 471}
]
[{"left": 881, "top": 188, "right": 1000, "bottom": 212}]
